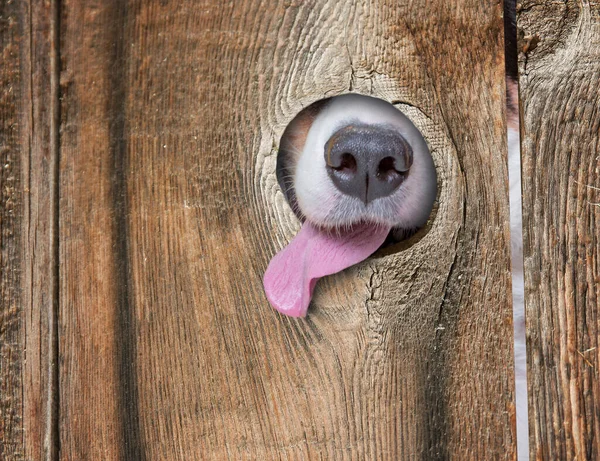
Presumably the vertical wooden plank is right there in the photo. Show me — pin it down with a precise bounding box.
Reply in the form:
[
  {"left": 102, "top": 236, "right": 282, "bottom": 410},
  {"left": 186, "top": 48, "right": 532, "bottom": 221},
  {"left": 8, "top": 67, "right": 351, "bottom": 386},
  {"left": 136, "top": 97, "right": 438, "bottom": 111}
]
[
  {"left": 518, "top": 2, "right": 600, "bottom": 460},
  {"left": 21, "top": 0, "right": 61, "bottom": 459},
  {"left": 398, "top": 5, "right": 516, "bottom": 457},
  {"left": 59, "top": 0, "right": 139, "bottom": 459},
  {"left": 0, "top": 0, "right": 25, "bottom": 457},
  {"left": 59, "top": 0, "right": 514, "bottom": 459},
  {"left": 0, "top": 0, "right": 60, "bottom": 459}
]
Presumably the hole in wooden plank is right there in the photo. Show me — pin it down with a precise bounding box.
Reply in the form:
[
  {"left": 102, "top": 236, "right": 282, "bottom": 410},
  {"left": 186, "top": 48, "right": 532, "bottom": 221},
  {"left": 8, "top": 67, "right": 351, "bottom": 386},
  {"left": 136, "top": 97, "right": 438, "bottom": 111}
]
[{"left": 276, "top": 93, "right": 438, "bottom": 255}]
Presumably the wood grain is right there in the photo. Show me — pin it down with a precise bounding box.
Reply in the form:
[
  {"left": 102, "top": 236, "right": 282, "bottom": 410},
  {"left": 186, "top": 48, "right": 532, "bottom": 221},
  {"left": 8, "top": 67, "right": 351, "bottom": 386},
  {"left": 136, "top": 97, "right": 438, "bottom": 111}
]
[
  {"left": 518, "top": 1, "right": 600, "bottom": 460},
  {"left": 59, "top": 1, "right": 140, "bottom": 458},
  {"left": 0, "top": 0, "right": 60, "bottom": 459},
  {"left": 0, "top": 0, "right": 25, "bottom": 457},
  {"left": 21, "top": 0, "right": 61, "bottom": 459},
  {"left": 56, "top": 0, "right": 515, "bottom": 459}
]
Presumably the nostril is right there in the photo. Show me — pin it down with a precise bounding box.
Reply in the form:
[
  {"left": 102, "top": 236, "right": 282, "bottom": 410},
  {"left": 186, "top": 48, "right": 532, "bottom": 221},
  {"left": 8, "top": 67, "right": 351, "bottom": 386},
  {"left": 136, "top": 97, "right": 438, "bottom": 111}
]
[
  {"left": 377, "top": 156, "right": 403, "bottom": 182},
  {"left": 334, "top": 153, "right": 357, "bottom": 175}
]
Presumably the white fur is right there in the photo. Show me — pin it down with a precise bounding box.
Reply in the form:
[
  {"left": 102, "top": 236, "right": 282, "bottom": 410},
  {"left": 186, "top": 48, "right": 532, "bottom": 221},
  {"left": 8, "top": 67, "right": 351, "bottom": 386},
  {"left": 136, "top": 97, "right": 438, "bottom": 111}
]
[{"left": 295, "top": 94, "right": 437, "bottom": 230}]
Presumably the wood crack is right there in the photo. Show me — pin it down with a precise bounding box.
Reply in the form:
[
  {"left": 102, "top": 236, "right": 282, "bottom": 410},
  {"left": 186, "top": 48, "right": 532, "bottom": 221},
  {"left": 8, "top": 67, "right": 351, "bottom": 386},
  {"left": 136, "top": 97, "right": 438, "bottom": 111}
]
[{"left": 47, "top": 1, "right": 61, "bottom": 459}]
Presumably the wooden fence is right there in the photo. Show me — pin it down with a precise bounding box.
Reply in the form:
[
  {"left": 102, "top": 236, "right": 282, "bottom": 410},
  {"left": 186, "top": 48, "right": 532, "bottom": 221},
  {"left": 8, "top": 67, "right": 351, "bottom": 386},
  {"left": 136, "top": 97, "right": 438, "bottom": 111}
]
[
  {"left": 0, "top": 0, "right": 597, "bottom": 459},
  {"left": 520, "top": 1, "right": 600, "bottom": 459}
]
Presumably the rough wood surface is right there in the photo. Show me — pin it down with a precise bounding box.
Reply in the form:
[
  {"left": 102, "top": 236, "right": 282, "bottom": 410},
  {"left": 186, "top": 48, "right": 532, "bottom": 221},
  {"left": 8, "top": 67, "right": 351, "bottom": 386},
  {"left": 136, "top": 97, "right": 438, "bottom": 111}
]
[
  {"left": 0, "top": 0, "right": 25, "bottom": 457},
  {"left": 21, "top": 0, "right": 61, "bottom": 459},
  {"left": 59, "top": 1, "right": 137, "bottom": 458},
  {"left": 518, "top": 1, "right": 600, "bottom": 460},
  {"left": 56, "top": 0, "right": 515, "bottom": 459},
  {"left": 0, "top": 0, "right": 515, "bottom": 459},
  {"left": 0, "top": 1, "right": 59, "bottom": 459}
]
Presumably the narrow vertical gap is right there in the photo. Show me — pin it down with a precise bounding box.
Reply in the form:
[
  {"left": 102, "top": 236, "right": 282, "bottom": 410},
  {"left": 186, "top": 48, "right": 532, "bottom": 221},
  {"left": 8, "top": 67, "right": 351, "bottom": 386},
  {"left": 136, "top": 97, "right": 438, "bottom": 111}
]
[
  {"left": 508, "top": 116, "right": 529, "bottom": 461},
  {"left": 504, "top": 1, "right": 529, "bottom": 459},
  {"left": 47, "top": 0, "right": 61, "bottom": 459}
]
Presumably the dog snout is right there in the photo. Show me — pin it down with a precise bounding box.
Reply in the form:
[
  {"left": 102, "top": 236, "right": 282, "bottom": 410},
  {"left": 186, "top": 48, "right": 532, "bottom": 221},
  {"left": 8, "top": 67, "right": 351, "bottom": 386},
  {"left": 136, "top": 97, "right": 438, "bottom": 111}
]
[{"left": 324, "top": 125, "right": 413, "bottom": 203}]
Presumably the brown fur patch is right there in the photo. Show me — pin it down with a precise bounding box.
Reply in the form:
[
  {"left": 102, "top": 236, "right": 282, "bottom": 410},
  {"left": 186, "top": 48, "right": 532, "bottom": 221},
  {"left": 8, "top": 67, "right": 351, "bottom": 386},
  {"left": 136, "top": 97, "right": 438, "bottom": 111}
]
[{"left": 276, "top": 98, "right": 331, "bottom": 218}]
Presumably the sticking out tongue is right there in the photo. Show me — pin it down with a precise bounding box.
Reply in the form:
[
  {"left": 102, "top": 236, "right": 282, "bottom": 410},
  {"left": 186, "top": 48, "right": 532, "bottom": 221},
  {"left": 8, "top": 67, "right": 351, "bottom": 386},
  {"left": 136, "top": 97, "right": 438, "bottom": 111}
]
[{"left": 263, "top": 222, "right": 391, "bottom": 317}]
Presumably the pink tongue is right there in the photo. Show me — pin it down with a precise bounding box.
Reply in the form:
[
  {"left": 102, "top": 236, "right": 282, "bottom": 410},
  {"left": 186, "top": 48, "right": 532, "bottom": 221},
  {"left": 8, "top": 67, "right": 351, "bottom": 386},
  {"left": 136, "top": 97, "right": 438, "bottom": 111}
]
[{"left": 263, "top": 222, "right": 390, "bottom": 317}]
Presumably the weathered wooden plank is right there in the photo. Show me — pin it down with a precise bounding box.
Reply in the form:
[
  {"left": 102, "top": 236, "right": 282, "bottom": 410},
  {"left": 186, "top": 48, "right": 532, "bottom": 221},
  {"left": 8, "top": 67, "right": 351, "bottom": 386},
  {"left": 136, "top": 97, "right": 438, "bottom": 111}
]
[
  {"left": 0, "top": 0, "right": 25, "bottom": 457},
  {"left": 518, "top": 1, "right": 600, "bottom": 460},
  {"left": 21, "top": 0, "right": 61, "bottom": 459},
  {"left": 58, "top": 1, "right": 138, "bottom": 459},
  {"left": 59, "top": 0, "right": 515, "bottom": 459},
  {"left": 0, "top": 0, "right": 60, "bottom": 459}
]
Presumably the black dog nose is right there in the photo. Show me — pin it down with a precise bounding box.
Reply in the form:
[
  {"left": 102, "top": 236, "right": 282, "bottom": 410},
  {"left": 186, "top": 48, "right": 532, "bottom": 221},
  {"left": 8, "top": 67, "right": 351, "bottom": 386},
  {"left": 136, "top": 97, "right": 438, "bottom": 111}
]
[{"left": 324, "top": 124, "right": 413, "bottom": 203}]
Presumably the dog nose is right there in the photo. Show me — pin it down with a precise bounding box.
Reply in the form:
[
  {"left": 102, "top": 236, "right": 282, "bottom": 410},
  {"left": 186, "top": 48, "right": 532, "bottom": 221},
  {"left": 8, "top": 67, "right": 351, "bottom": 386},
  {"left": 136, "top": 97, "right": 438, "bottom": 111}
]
[{"left": 324, "top": 125, "right": 413, "bottom": 203}]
